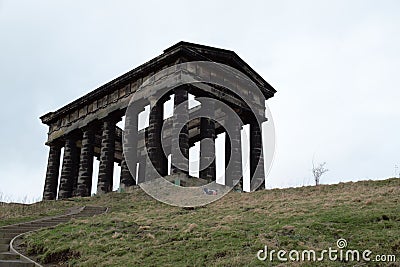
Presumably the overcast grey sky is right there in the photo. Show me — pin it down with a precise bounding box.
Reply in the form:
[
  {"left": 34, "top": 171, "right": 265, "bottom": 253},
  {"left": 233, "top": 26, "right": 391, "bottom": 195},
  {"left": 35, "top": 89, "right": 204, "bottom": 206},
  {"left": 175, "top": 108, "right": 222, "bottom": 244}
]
[{"left": 1, "top": 0, "right": 399, "bottom": 202}]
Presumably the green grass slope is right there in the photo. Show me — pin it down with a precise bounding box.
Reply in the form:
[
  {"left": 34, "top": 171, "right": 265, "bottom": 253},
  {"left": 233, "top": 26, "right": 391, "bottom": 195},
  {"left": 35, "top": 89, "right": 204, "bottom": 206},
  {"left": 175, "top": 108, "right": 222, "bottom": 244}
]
[{"left": 21, "top": 178, "right": 400, "bottom": 266}]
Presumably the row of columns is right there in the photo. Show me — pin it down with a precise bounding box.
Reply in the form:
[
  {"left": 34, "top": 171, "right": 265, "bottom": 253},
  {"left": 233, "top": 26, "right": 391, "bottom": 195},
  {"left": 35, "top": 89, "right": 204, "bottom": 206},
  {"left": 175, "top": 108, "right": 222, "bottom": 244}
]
[
  {"left": 142, "top": 87, "right": 265, "bottom": 188},
  {"left": 144, "top": 87, "right": 218, "bottom": 182},
  {"left": 43, "top": 88, "right": 266, "bottom": 200},
  {"left": 43, "top": 115, "right": 136, "bottom": 200}
]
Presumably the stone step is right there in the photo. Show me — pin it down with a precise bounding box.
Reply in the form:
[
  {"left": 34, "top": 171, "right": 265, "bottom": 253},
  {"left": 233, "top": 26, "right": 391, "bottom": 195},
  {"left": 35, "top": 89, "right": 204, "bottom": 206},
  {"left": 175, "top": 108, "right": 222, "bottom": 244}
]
[
  {"left": 0, "top": 240, "right": 12, "bottom": 244},
  {"left": 87, "top": 209, "right": 106, "bottom": 212},
  {"left": 0, "top": 233, "right": 19, "bottom": 239},
  {"left": 1, "top": 226, "right": 37, "bottom": 230},
  {"left": 84, "top": 208, "right": 105, "bottom": 211},
  {"left": 82, "top": 211, "right": 104, "bottom": 213},
  {"left": 27, "top": 222, "right": 58, "bottom": 227},
  {"left": 47, "top": 220, "right": 69, "bottom": 223},
  {"left": 46, "top": 217, "right": 71, "bottom": 222},
  {"left": 4, "top": 225, "right": 41, "bottom": 229},
  {"left": 47, "top": 221, "right": 69, "bottom": 224},
  {"left": 0, "top": 244, "right": 9, "bottom": 252},
  {"left": 0, "top": 206, "right": 106, "bottom": 265},
  {"left": 0, "top": 260, "right": 34, "bottom": 267},
  {"left": 74, "top": 213, "right": 100, "bottom": 217},
  {"left": 0, "top": 252, "right": 20, "bottom": 260},
  {"left": 0, "top": 239, "right": 11, "bottom": 245},
  {"left": 48, "top": 218, "right": 71, "bottom": 221},
  {"left": 28, "top": 221, "right": 58, "bottom": 225},
  {"left": 83, "top": 207, "right": 100, "bottom": 210},
  {"left": 79, "top": 210, "right": 103, "bottom": 213},
  {"left": 41, "top": 218, "right": 69, "bottom": 222},
  {"left": 0, "top": 228, "right": 38, "bottom": 233}
]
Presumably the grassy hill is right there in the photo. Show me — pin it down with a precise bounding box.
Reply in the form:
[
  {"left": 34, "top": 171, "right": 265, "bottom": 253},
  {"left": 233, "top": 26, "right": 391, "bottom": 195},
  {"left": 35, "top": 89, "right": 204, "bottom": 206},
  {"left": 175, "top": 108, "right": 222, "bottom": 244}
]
[{"left": 6, "top": 178, "right": 400, "bottom": 266}]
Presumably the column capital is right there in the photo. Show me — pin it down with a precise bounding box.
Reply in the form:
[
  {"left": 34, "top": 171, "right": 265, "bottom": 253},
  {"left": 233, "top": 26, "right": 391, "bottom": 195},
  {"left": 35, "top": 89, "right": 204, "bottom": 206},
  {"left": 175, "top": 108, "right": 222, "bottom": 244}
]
[
  {"left": 46, "top": 139, "right": 63, "bottom": 149},
  {"left": 101, "top": 111, "right": 122, "bottom": 125},
  {"left": 80, "top": 122, "right": 99, "bottom": 133},
  {"left": 62, "top": 131, "right": 81, "bottom": 144},
  {"left": 160, "top": 93, "right": 171, "bottom": 103},
  {"left": 173, "top": 85, "right": 189, "bottom": 94}
]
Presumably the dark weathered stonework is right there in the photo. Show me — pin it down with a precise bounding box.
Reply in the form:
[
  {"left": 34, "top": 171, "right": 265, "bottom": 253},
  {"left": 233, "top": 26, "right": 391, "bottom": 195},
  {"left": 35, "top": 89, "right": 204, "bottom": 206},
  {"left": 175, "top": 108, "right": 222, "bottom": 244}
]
[
  {"left": 43, "top": 143, "right": 62, "bottom": 200},
  {"left": 120, "top": 154, "right": 135, "bottom": 188},
  {"left": 97, "top": 117, "right": 117, "bottom": 194},
  {"left": 40, "top": 42, "right": 277, "bottom": 199},
  {"left": 58, "top": 138, "right": 80, "bottom": 199},
  {"left": 225, "top": 133, "right": 231, "bottom": 171},
  {"left": 123, "top": 106, "right": 140, "bottom": 185},
  {"left": 250, "top": 122, "right": 265, "bottom": 190},
  {"left": 137, "top": 157, "right": 146, "bottom": 183},
  {"left": 76, "top": 127, "right": 95, "bottom": 197},
  {"left": 199, "top": 115, "right": 216, "bottom": 182},
  {"left": 171, "top": 86, "right": 189, "bottom": 175},
  {"left": 147, "top": 99, "right": 168, "bottom": 177},
  {"left": 225, "top": 125, "right": 242, "bottom": 187}
]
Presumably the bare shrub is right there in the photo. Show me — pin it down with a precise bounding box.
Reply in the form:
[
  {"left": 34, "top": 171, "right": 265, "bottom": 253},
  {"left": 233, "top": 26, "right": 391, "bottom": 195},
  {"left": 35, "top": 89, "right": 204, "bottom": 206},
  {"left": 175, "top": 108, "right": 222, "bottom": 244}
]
[{"left": 312, "top": 162, "right": 328, "bottom": 186}]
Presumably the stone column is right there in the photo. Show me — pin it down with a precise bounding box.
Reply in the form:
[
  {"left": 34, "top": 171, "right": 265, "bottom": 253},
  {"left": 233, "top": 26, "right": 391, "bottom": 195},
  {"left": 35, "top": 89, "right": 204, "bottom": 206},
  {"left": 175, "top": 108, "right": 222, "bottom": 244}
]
[
  {"left": 120, "top": 154, "right": 135, "bottom": 189},
  {"left": 43, "top": 142, "right": 62, "bottom": 200},
  {"left": 97, "top": 116, "right": 117, "bottom": 194},
  {"left": 137, "top": 157, "right": 146, "bottom": 183},
  {"left": 58, "top": 137, "right": 80, "bottom": 199},
  {"left": 76, "top": 127, "right": 95, "bottom": 197},
  {"left": 250, "top": 122, "right": 265, "bottom": 190},
  {"left": 225, "top": 132, "right": 231, "bottom": 170},
  {"left": 123, "top": 106, "right": 140, "bottom": 185},
  {"left": 147, "top": 98, "right": 168, "bottom": 178},
  {"left": 171, "top": 87, "right": 189, "bottom": 175},
  {"left": 225, "top": 126, "right": 242, "bottom": 187},
  {"left": 199, "top": 116, "right": 216, "bottom": 182},
  {"left": 71, "top": 145, "right": 81, "bottom": 196}
]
